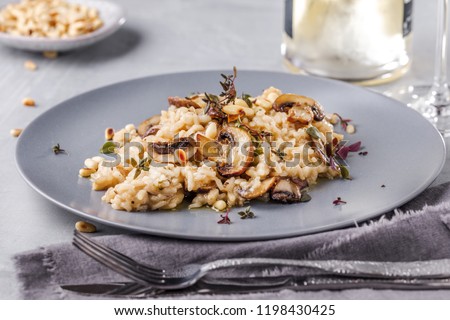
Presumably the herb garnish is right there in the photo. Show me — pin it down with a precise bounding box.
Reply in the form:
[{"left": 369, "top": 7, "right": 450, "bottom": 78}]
[
  {"left": 219, "top": 66, "right": 237, "bottom": 104},
  {"left": 131, "top": 157, "right": 151, "bottom": 179},
  {"left": 337, "top": 141, "right": 361, "bottom": 160},
  {"left": 217, "top": 208, "right": 231, "bottom": 224},
  {"left": 52, "top": 143, "right": 66, "bottom": 155},
  {"left": 333, "top": 113, "right": 353, "bottom": 131},
  {"left": 333, "top": 197, "right": 347, "bottom": 206},
  {"left": 339, "top": 165, "right": 351, "bottom": 180},
  {"left": 99, "top": 141, "right": 117, "bottom": 154},
  {"left": 237, "top": 206, "right": 255, "bottom": 219},
  {"left": 241, "top": 93, "right": 253, "bottom": 108}
]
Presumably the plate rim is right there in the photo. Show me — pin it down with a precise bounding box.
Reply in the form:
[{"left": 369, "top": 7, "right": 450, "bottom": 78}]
[{"left": 15, "top": 69, "right": 447, "bottom": 241}]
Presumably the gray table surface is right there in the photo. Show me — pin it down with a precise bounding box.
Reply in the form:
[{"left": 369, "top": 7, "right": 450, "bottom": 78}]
[{"left": 0, "top": 0, "right": 448, "bottom": 299}]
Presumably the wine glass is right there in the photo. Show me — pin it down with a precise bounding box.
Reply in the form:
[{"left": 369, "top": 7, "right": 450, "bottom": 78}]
[{"left": 386, "top": 0, "right": 450, "bottom": 135}]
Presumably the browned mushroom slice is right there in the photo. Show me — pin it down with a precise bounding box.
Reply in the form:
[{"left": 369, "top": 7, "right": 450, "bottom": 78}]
[
  {"left": 196, "top": 133, "right": 221, "bottom": 159},
  {"left": 149, "top": 137, "right": 195, "bottom": 163},
  {"left": 216, "top": 126, "right": 254, "bottom": 177},
  {"left": 137, "top": 115, "right": 161, "bottom": 138},
  {"left": 270, "top": 178, "right": 308, "bottom": 203},
  {"left": 237, "top": 177, "right": 278, "bottom": 200},
  {"left": 272, "top": 94, "right": 325, "bottom": 122},
  {"left": 168, "top": 96, "right": 201, "bottom": 108}
]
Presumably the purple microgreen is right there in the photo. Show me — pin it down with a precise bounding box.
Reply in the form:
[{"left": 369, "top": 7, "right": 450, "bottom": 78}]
[
  {"left": 337, "top": 141, "right": 362, "bottom": 160},
  {"left": 333, "top": 197, "right": 347, "bottom": 206},
  {"left": 217, "top": 208, "right": 231, "bottom": 224},
  {"left": 333, "top": 113, "right": 353, "bottom": 131}
]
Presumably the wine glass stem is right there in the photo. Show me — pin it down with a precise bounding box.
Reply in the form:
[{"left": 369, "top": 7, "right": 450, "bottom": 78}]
[{"left": 430, "top": 0, "right": 450, "bottom": 108}]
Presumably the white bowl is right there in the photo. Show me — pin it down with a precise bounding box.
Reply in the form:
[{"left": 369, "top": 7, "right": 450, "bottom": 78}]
[{"left": 0, "top": 0, "right": 125, "bottom": 52}]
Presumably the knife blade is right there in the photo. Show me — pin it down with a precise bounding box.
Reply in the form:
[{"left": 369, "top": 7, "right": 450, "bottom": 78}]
[{"left": 61, "top": 276, "right": 450, "bottom": 297}]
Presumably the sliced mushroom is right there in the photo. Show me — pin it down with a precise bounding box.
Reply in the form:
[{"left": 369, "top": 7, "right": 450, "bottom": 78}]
[
  {"left": 272, "top": 94, "right": 325, "bottom": 123},
  {"left": 196, "top": 133, "right": 220, "bottom": 159},
  {"left": 270, "top": 178, "right": 309, "bottom": 203},
  {"left": 237, "top": 177, "right": 278, "bottom": 200},
  {"left": 137, "top": 115, "right": 161, "bottom": 138},
  {"left": 148, "top": 137, "right": 195, "bottom": 163},
  {"left": 217, "top": 126, "right": 254, "bottom": 177},
  {"left": 168, "top": 96, "right": 201, "bottom": 108}
]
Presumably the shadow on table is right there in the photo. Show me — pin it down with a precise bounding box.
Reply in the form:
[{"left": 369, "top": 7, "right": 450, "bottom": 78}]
[
  {"left": 0, "top": 26, "right": 142, "bottom": 62},
  {"left": 64, "top": 26, "right": 142, "bottom": 62}
]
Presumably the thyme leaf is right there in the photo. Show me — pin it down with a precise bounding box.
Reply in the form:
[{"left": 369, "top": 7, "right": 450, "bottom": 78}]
[
  {"left": 237, "top": 206, "right": 255, "bottom": 219},
  {"left": 99, "top": 141, "right": 117, "bottom": 154},
  {"left": 52, "top": 143, "right": 66, "bottom": 155}
]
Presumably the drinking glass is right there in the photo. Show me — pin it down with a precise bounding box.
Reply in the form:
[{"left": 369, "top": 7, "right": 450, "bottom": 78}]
[{"left": 387, "top": 0, "right": 450, "bottom": 135}]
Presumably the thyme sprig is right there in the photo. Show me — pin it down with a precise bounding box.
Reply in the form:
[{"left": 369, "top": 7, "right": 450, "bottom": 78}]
[
  {"left": 333, "top": 113, "right": 353, "bottom": 131},
  {"left": 130, "top": 156, "right": 152, "bottom": 179},
  {"left": 237, "top": 206, "right": 255, "bottom": 219},
  {"left": 52, "top": 143, "right": 66, "bottom": 155},
  {"left": 219, "top": 66, "right": 237, "bottom": 105}
]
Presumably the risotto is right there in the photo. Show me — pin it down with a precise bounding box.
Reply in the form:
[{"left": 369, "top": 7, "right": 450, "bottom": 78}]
[{"left": 80, "top": 70, "right": 350, "bottom": 212}]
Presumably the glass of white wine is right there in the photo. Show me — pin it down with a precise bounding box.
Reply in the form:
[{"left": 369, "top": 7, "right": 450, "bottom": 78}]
[
  {"left": 282, "top": 0, "right": 413, "bottom": 85},
  {"left": 387, "top": 0, "right": 450, "bottom": 135}
]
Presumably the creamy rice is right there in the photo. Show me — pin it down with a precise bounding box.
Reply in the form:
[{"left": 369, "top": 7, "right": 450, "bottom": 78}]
[{"left": 81, "top": 82, "right": 346, "bottom": 212}]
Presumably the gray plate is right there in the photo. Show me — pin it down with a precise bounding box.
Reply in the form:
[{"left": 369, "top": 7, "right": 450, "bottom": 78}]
[{"left": 15, "top": 70, "right": 446, "bottom": 241}]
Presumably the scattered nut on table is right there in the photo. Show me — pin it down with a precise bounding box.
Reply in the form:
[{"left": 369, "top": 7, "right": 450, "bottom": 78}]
[
  {"left": 105, "top": 127, "right": 114, "bottom": 140},
  {"left": 346, "top": 124, "right": 356, "bottom": 134},
  {"left": 0, "top": 0, "right": 103, "bottom": 39},
  {"left": 79, "top": 167, "right": 95, "bottom": 178},
  {"left": 43, "top": 51, "right": 58, "bottom": 59},
  {"left": 22, "top": 97, "right": 35, "bottom": 107},
  {"left": 10, "top": 128, "right": 22, "bottom": 137},
  {"left": 24, "top": 60, "right": 37, "bottom": 71},
  {"left": 75, "top": 221, "right": 97, "bottom": 233}
]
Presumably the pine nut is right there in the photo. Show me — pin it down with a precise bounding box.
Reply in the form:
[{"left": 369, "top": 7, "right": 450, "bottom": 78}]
[
  {"left": 75, "top": 221, "right": 96, "bottom": 233},
  {"left": 43, "top": 51, "right": 58, "bottom": 59},
  {"left": 24, "top": 60, "right": 37, "bottom": 71},
  {"left": 105, "top": 127, "right": 114, "bottom": 140},
  {"left": 22, "top": 97, "right": 36, "bottom": 107},
  {"left": 213, "top": 200, "right": 227, "bottom": 211},
  {"left": 346, "top": 124, "right": 356, "bottom": 134},
  {"left": 10, "top": 128, "right": 22, "bottom": 137},
  {"left": 79, "top": 167, "right": 95, "bottom": 177}
]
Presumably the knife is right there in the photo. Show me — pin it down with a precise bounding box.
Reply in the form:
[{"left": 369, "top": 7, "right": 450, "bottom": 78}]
[{"left": 61, "top": 276, "right": 450, "bottom": 297}]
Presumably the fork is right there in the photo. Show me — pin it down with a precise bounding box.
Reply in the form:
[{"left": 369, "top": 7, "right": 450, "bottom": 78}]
[{"left": 73, "top": 230, "right": 450, "bottom": 290}]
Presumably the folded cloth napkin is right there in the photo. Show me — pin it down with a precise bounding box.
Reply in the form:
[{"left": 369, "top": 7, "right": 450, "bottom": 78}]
[{"left": 14, "top": 183, "right": 450, "bottom": 299}]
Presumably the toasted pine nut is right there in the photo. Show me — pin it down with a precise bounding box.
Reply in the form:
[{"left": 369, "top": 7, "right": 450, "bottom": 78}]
[
  {"left": 329, "top": 113, "right": 339, "bottom": 125},
  {"left": 43, "top": 51, "right": 58, "bottom": 59},
  {"left": 10, "top": 128, "right": 23, "bottom": 137},
  {"left": 75, "top": 221, "right": 97, "bottom": 233},
  {"left": 22, "top": 97, "right": 35, "bottom": 107},
  {"left": 346, "top": 124, "right": 356, "bottom": 134},
  {"left": 175, "top": 149, "right": 188, "bottom": 165},
  {"left": 84, "top": 158, "right": 98, "bottom": 170},
  {"left": 79, "top": 167, "right": 95, "bottom": 177},
  {"left": 24, "top": 60, "right": 37, "bottom": 71},
  {"left": 105, "top": 127, "right": 114, "bottom": 140},
  {"left": 205, "top": 122, "right": 217, "bottom": 139},
  {"left": 213, "top": 200, "right": 227, "bottom": 211}
]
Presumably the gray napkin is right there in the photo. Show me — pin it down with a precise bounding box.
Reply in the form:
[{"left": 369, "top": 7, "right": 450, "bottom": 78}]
[{"left": 14, "top": 183, "right": 450, "bottom": 299}]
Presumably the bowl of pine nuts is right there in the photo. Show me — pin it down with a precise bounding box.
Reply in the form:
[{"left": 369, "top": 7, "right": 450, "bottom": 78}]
[{"left": 0, "top": 0, "right": 125, "bottom": 51}]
